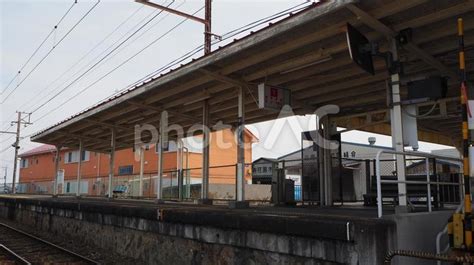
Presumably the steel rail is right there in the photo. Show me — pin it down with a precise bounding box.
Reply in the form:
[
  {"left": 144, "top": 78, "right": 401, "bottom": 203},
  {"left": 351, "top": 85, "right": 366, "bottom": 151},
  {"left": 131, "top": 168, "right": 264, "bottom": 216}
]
[
  {"left": 0, "top": 222, "right": 98, "bottom": 264},
  {"left": 0, "top": 244, "right": 31, "bottom": 264}
]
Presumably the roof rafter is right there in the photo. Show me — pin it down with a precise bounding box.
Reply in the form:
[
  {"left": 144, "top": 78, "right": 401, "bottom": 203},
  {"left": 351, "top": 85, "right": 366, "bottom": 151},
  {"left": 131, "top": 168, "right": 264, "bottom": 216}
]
[{"left": 345, "top": 4, "right": 458, "bottom": 81}]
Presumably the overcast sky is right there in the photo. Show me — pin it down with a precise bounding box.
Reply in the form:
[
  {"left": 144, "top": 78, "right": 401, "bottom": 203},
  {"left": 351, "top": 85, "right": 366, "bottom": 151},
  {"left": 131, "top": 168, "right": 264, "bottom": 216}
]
[{"left": 0, "top": 0, "right": 452, "bottom": 182}]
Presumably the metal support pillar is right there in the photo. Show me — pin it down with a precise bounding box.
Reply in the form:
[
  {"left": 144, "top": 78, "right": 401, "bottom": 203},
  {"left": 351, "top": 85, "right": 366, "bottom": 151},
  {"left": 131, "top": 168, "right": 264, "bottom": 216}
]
[
  {"left": 156, "top": 112, "right": 166, "bottom": 202},
  {"left": 199, "top": 99, "right": 211, "bottom": 204},
  {"left": 53, "top": 145, "right": 61, "bottom": 197},
  {"left": 230, "top": 86, "right": 249, "bottom": 208},
  {"left": 237, "top": 86, "right": 245, "bottom": 201},
  {"left": 323, "top": 117, "right": 333, "bottom": 206},
  {"left": 389, "top": 39, "right": 408, "bottom": 209},
  {"left": 76, "top": 140, "right": 83, "bottom": 197},
  {"left": 108, "top": 128, "right": 116, "bottom": 199},
  {"left": 184, "top": 146, "right": 190, "bottom": 199},
  {"left": 177, "top": 139, "right": 183, "bottom": 201},
  {"left": 318, "top": 122, "right": 325, "bottom": 205},
  {"left": 139, "top": 146, "right": 145, "bottom": 197},
  {"left": 317, "top": 116, "right": 326, "bottom": 205}
]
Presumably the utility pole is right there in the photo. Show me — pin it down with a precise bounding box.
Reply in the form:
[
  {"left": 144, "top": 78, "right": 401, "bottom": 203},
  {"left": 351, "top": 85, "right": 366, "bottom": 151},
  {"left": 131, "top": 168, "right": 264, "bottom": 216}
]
[
  {"left": 135, "top": 0, "right": 214, "bottom": 55},
  {"left": 204, "top": 0, "right": 212, "bottom": 54},
  {"left": 8, "top": 112, "right": 32, "bottom": 194},
  {"left": 135, "top": 0, "right": 215, "bottom": 203}
]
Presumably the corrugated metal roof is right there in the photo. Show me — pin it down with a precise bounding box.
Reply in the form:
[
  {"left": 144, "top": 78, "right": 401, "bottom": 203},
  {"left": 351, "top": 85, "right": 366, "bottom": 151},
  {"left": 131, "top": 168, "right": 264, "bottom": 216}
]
[{"left": 29, "top": 0, "right": 473, "bottom": 152}]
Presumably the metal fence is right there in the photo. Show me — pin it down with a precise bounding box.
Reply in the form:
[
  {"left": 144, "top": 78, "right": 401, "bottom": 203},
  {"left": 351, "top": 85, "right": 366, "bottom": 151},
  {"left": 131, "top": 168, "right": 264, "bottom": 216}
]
[
  {"left": 11, "top": 163, "right": 270, "bottom": 202},
  {"left": 9, "top": 150, "right": 464, "bottom": 211},
  {"left": 374, "top": 150, "right": 463, "bottom": 217}
]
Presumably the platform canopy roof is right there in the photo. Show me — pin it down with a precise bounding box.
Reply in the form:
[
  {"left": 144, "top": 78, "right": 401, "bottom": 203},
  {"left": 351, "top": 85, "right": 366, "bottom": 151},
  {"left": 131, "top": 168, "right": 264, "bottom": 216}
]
[{"left": 31, "top": 0, "right": 474, "bottom": 152}]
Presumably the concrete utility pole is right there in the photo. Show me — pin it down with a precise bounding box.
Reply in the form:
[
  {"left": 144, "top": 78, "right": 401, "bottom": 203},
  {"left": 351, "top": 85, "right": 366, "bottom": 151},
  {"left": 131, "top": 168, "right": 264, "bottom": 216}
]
[
  {"left": 204, "top": 0, "right": 212, "bottom": 54},
  {"left": 136, "top": 0, "right": 214, "bottom": 203},
  {"left": 135, "top": 0, "right": 213, "bottom": 54},
  {"left": 0, "top": 111, "right": 32, "bottom": 194}
]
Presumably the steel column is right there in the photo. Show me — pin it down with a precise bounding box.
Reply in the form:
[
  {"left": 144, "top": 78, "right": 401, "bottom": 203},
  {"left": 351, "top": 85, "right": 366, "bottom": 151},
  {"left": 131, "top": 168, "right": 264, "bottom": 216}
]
[
  {"left": 139, "top": 146, "right": 145, "bottom": 197},
  {"left": 323, "top": 117, "right": 333, "bottom": 205},
  {"left": 108, "top": 128, "right": 116, "bottom": 199},
  {"left": 177, "top": 139, "right": 184, "bottom": 201},
  {"left": 236, "top": 87, "right": 245, "bottom": 201},
  {"left": 202, "top": 100, "right": 210, "bottom": 200},
  {"left": 53, "top": 145, "right": 61, "bottom": 196},
  {"left": 76, "top": 139, "right": 83, "bottom": 196},
  {"left": 389, "top": 39, "right": 407, "bottom": 207},
  {"left": 157, "top": 111, "right": 166, "bottom": 201}
]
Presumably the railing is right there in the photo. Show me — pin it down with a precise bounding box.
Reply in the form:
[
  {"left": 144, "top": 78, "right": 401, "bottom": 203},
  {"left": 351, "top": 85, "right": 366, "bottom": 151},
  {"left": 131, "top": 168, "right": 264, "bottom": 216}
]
[
  {"left": 10, "top": 163, "right": 266, "bottom": 202},
  {"left": 375, "top": 150, "right": 463, "bottom": 218}
]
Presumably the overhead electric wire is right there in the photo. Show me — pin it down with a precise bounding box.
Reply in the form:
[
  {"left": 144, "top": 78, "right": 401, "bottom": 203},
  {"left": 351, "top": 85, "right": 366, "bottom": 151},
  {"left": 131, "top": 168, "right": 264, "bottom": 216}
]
[
  {"left": 1, "top": 0, "right": 101, "bottom": 104},
  {"left": 126, "top": 0, "right": 312, "bottom": 89},
  {"left": 0, "top": 0, "right": 77, "bottom": 95},
  {"left": 16, "top": 4, "right": 146, "bottom": 114},
  {"left": 27, "top": 0, "right": 305, "bottom": 118},
  {"left": 0, "top": 136, "right": 14, "bottom": 144},
  {"left": 17, "top": 1, "right": 312, "bottom": 140},
  {"left": 0, "top": 144, "right": 13, "bottom": 154},
  {"left": 29, "top": 1, "right": 174, "bottom": 114},
  {"left": 34, "top": 0, "right": 311, "bottom": 120},
  {"left": 25, "top": 0, "right": 177, "bottom": 114},
  {"left": 32, "top": 5, "right": 205, "bottom": 123}
]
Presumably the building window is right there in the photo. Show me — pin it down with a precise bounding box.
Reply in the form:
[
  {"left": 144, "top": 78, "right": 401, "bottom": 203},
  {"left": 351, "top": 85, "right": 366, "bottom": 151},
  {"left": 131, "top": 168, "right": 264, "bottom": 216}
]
[
  {"left": 81, "top": 150, "right": 90, "bottom": 161},
  {"left": 20, "top": 159, "right": 28, "bottom": 168},
  {"left": 118, "top": 165, "right": 133, "bottom": 175},
  {"left": 65, "top": 152, "right": 74, "bottom": 163},
  {"left": 65, "top": 150, "right": 90, "bottom": 164}
]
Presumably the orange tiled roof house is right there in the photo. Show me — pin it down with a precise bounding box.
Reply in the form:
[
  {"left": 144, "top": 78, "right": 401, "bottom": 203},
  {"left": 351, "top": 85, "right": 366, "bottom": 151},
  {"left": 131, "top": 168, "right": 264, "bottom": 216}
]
[{"left": 19, "top": 129, "right": 257, "bottom": 199}]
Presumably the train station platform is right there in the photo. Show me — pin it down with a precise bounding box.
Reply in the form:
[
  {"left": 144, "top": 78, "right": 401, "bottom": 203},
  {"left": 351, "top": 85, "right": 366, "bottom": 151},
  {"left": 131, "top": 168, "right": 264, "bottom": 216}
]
[{"left": 0, "top": 194, "right": 455, "bottom": 264}]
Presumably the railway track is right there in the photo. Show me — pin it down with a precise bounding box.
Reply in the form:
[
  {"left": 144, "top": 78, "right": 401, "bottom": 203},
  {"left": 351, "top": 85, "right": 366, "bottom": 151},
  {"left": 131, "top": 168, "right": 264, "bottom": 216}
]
[{"left": 0, "top": 222, "right": 98, "bottom": 264}]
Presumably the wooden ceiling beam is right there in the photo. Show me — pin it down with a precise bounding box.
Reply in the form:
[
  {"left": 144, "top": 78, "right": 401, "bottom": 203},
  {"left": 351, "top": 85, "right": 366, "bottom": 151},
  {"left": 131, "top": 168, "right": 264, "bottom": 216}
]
[
  {"left": 345, "top": 4, "right": 458, "bottom": 80},
  {"left": 127, "top": 100, "right": 202, "bottom": 123}
]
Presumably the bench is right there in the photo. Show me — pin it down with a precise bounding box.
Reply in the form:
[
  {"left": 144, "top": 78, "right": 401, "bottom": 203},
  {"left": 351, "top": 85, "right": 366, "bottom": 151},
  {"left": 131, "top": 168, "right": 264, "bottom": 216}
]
[{"left": 112, "top": 185, "right": 129, "bottom": 198}]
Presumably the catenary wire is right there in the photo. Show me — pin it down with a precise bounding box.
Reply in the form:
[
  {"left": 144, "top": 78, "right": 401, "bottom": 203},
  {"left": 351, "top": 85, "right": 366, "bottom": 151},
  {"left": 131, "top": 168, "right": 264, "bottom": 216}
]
[
  {"left": 29, "top": 1, "right": 174, "bottom": 114},
  {"left": 1, "top": 0, "right": 101, "bottom": 104},
  {"left": 16, "top": 4, "right": 146, "bottom": 114},
  {"left": 0, "top": 0, "right": 77, "bottom": 95},
  {"left": 14, "top": 1, "right": 312, "bottom": 141},
  {"left": 32, "top": 5, "right": 205, "bottom": 123}
]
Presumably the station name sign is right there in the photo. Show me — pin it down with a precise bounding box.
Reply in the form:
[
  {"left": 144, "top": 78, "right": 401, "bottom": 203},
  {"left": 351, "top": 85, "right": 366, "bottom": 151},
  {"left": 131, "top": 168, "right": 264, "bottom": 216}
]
[{"left": 258, "top": 83, "right": 291, "bottom": 111}]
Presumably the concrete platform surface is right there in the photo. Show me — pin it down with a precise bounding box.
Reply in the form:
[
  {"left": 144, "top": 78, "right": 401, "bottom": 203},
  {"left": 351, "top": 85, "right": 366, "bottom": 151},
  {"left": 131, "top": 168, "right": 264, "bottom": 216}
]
[{"left": 0, "top": 194, "right": 395, "bottom": 242}]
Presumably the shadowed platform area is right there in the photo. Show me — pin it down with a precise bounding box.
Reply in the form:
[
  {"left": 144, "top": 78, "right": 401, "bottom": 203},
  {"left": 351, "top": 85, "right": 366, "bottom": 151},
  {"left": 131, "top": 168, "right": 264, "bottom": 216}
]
[
  {"left": 0, "top": 194, "right": 457, "bottom": 265},
  {"left": 0, "top": 194, "right": 394, "bottom": 241}
]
